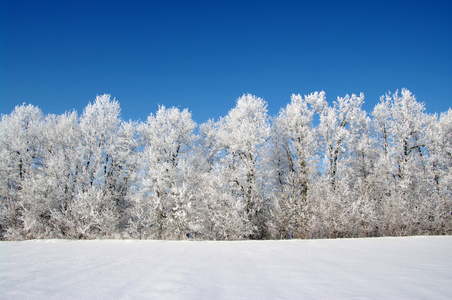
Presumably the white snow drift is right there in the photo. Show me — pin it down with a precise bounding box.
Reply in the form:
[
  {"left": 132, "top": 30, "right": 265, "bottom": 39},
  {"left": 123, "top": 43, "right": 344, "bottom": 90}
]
[{"left": 1, "top": 236, "right": 451, "bottom": 299}]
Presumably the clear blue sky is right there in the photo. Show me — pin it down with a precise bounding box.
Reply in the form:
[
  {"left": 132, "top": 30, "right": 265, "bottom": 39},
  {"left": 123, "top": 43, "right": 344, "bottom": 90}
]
[{"left": 1, "top": 0, "right": 451, "bottom": 123}]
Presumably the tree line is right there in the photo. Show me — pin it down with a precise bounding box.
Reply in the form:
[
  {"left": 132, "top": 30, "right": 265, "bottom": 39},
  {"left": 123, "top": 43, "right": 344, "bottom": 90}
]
[{"left": 1, "top": 89, "right": 451, "bottom": 240}]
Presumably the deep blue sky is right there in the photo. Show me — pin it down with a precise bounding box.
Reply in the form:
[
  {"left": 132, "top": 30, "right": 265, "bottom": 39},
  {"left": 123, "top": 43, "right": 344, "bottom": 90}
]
[{"left": 1, "top": 0, "right": 451, "bottom": 123}]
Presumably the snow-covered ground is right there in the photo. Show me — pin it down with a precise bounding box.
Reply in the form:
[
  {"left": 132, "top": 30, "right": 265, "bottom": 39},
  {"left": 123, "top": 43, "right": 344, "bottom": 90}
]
[{"left": 1, "top": 236, "right": 451, "bottom": 299}]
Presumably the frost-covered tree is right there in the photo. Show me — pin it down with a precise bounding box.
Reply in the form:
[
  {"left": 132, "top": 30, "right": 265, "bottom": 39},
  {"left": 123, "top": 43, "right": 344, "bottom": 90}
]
[
  {"left": 269, "top": 92, "right": 321, "bottom": 238},
  {"left": 59, "top": 94, "right": 136, "bottom": 239},
  {"left": 419, "top": 108, "right": 452, "bottom": 234},
  {"left": 213, "top": 94, "right": 271, "bottom": 239},
  {"left": 32, "top": 111, "right": 80, "bottom": 238},
  {"left": 185, "top": 120, "right": 251, "bottom": 240},
  {"left": 309, "top": 93, "right": 368, "bottom": 238},
  {"left": 0, "top": 104, "right": 46, "bottom": 239},
  {"left": 129, "top": 105, "right": 196, "bottom": 239},
  {"left": 371, "top": 89, "right": 437, "bottom": 235},
  {"left": 433, "top": 109, "right": 452, "bottom": 233}
]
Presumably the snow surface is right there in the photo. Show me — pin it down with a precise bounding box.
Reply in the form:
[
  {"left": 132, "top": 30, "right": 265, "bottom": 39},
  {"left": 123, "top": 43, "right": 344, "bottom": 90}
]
[{"left": 1, "top": 236, "right": 451, "bottom": 299}]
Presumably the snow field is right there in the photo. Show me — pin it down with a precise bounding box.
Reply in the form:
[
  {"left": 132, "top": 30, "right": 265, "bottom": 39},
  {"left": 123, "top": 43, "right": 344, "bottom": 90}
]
[{"left": 1, "top": 236, "right": 451, "bottom": 299}]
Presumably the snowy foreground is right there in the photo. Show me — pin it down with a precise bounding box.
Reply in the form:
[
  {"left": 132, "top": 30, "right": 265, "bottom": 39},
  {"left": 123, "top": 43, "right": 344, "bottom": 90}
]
[{"left": 1, "top": 236, "right": 451, "bottom": 299}]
